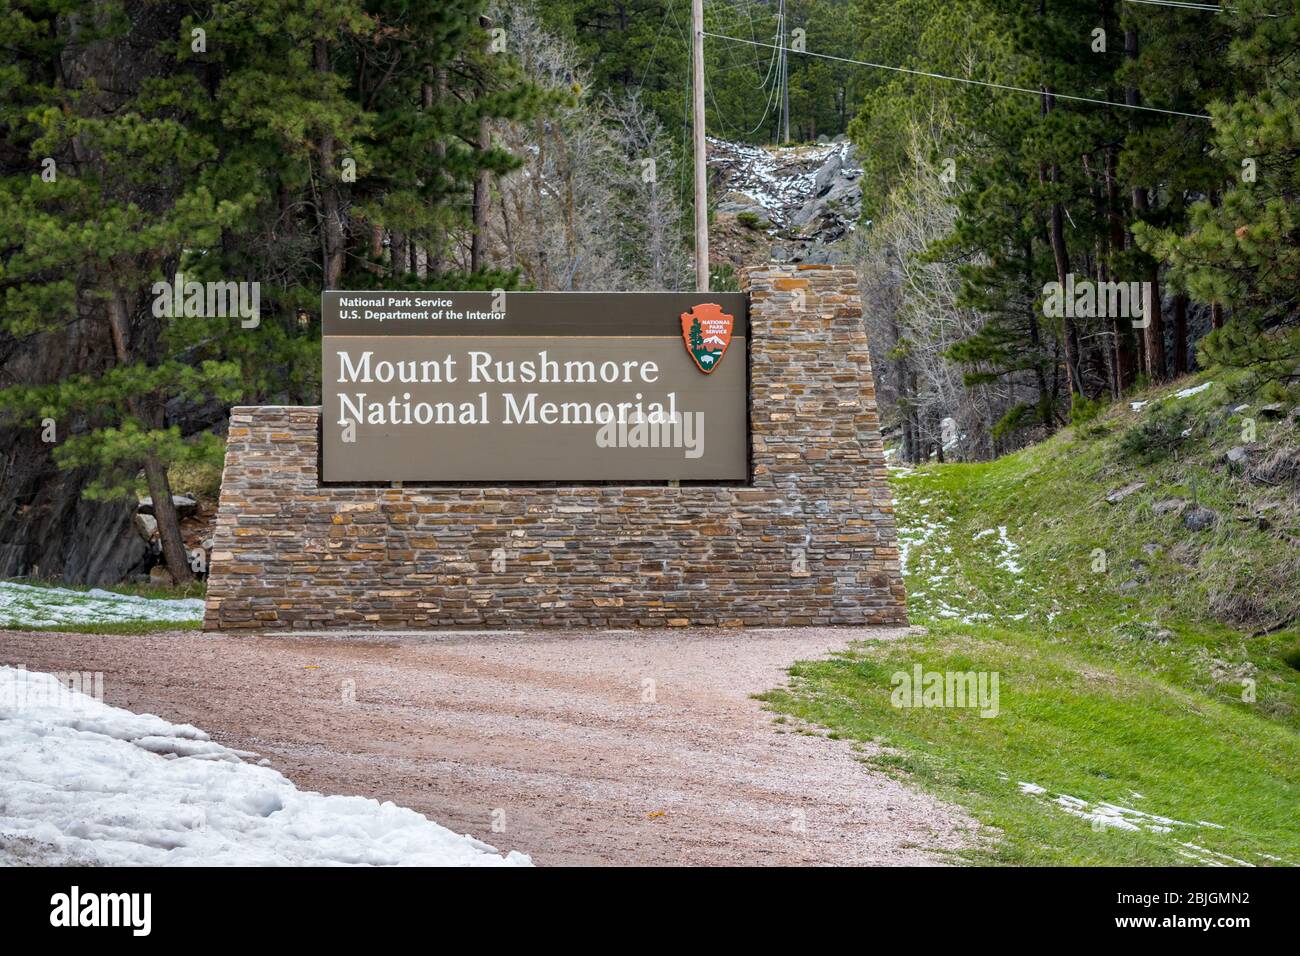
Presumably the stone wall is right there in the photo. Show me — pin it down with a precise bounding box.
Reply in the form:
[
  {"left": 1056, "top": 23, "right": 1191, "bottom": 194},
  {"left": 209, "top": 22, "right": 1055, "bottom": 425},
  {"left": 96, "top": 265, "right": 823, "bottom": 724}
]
[{"left": 203, "top": 264, "right": 906, "bottom": 630}]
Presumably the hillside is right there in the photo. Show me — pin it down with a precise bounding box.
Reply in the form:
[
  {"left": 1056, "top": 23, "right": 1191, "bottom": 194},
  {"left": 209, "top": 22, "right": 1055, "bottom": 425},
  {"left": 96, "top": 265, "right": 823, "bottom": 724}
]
[
  {"left": 707, "top": 136, "right": 862, "bottom": 276},
  {"left": 763, "top": 373, "right": 1300, "bottom": 865}
]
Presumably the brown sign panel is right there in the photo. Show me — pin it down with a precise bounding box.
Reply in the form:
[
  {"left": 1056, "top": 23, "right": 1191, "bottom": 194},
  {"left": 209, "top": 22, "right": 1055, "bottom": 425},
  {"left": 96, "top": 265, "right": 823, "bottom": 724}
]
[{"left": 321, "top": 292, "right": 749, "bottom": 482}]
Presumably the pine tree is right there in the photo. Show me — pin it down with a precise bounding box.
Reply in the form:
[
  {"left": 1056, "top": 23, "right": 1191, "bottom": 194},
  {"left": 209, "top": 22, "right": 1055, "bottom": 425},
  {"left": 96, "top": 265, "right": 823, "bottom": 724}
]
[
  {"left": 0, "top": 1, "right": 255, "bottom": 581},
  {"left": 1135, "top": 0, "right": 1299, "bottom": 386},
  {"left": 0, "top": 0, "right": 543, "bottom": 581}
]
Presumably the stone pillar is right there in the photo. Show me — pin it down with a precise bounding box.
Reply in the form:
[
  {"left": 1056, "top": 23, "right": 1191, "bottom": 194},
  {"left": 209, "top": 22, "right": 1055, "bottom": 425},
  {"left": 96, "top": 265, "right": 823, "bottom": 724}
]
[{"left": 204, "top": 264, "right": 905, "bottom": 630}]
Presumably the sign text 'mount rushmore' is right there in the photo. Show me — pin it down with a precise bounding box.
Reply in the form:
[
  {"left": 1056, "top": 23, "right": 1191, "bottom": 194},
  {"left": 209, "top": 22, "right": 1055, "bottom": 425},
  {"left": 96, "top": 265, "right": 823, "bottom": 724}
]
[{"left": 322, "top": 291, "right": 748, "bottom": 482}]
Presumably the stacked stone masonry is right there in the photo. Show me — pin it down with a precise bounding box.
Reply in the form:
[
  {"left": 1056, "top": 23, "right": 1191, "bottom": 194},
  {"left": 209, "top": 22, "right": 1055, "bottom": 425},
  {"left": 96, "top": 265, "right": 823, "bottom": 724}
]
[{"left": 203, "top": 264, "right": 907, "bottom": 630}]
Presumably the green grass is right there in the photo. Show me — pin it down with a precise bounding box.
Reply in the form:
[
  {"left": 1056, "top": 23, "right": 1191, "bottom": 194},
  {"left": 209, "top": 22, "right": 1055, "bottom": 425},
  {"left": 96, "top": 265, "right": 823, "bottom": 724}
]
[
  {"left": 14, "top": 578, "right": 208, "bottom": 601},
  {"left": 17, "top": 619, "right": 203, "bottom": 635},
  {"left": 761, "top": 373, "right": 1300, "bottom": 866}
]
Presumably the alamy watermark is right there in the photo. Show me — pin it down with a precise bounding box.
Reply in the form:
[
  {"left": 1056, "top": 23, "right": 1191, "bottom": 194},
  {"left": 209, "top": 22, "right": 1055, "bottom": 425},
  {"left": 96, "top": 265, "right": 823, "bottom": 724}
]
[
  {"left": 152, "top": 271, "right": 260, "bottom": 328},
  {"left": 1043, "top": 273, "right": 1152, "bottom": 329},
  {"left": 890, "top": 664, "right": 1000, "bottom": 718},
  {"left": 595, "top": 410, "right": 704, "bottom": 459},
  {"left": 1, "top": 666, "right": 104, "bottom": 709}
]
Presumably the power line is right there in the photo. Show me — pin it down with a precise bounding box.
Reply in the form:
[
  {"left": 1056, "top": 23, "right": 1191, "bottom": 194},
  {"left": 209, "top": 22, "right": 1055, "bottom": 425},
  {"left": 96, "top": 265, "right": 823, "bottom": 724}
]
[
  {"left": 690, "top": 1, "right": 780, "bottom": 138},
  {"left": 1124, "top": 0, "right": 1226, "bottom": 10},
  {"left": 701, "top": 31, "right": 1212, "bottom": 120},
  {"left": 1122, "top": 0, "right": 1283, "bottom": 16},
  {"left": 737, "top": 0, "right": 771, "bottom": 83},
  {"left": 632, "top": 0, "right": 677, "bottom": 99}
]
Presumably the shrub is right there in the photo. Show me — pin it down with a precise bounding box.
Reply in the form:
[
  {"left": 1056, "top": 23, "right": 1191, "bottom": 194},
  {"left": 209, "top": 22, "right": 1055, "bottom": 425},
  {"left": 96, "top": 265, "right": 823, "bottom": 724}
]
[
  {"left": 1117, "top": 403, "right": 1194, "bottom": 464},
  {"left": 710, "top": 263, "right": 740, "bottom": 291},
  {"left": 1069, "top": 394, "right": 1105, "bottom": 425}
]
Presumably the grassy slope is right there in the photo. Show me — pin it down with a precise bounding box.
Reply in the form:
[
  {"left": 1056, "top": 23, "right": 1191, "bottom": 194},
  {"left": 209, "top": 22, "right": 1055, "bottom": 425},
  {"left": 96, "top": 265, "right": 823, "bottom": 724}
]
[{"left": 761, "top": 374, "right": 1300, "bottom": 865}]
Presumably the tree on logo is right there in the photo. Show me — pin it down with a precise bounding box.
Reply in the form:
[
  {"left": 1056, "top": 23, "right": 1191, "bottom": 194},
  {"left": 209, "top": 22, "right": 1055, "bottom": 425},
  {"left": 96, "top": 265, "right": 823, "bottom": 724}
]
[{"left": 689, "top": 317, "right": 704, "bottom": 353}]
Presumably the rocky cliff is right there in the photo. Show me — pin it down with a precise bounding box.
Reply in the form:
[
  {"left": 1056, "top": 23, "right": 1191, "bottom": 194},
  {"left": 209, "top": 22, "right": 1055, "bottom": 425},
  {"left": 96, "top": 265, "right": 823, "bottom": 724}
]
[{"left": 708, "top": 136, "right": 863, "bottom": 274}]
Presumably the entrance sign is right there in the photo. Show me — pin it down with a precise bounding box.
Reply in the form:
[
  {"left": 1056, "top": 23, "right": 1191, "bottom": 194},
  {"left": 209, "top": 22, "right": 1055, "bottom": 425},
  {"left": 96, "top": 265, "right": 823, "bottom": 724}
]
[
  {"left": 207, "top": 266, "right": 907, "bottom": 632},
  {"left": 322, "top": 291, "right": 748, "bottom": 482}
]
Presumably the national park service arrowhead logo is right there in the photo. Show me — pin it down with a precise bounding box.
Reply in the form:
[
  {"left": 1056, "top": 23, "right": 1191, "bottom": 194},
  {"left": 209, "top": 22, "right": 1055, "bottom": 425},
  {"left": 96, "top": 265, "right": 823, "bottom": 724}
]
[{"left": 680, "top": 303, "right": 735, "bottom": 374}]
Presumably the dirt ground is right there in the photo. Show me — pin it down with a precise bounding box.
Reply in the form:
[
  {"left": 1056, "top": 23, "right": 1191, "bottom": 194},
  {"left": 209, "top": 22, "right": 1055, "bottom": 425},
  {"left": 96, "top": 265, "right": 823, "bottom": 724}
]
[{"left": 0, "top": 626, "right": 974, "bottom": 866}]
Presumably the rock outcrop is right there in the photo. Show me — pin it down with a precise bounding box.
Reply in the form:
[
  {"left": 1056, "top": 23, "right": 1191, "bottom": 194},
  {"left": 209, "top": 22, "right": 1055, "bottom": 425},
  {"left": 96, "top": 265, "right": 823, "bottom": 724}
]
[{"left": 708, "top": 136, "right": 863, "bottom": 271}]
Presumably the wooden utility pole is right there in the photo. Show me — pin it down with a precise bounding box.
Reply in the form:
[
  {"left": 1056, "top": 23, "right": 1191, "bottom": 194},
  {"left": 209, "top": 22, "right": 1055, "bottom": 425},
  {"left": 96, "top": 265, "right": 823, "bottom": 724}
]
[
  {"left": 692, "top": 0, "right": 708, "bottom": 291},
  {"left": 778, "top": 0, "right": 790, "bottom": 144}
]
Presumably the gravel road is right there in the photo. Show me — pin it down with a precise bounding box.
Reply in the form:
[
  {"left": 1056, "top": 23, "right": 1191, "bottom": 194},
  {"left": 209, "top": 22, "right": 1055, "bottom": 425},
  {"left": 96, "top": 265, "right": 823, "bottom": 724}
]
[{"left": 0, "top": 626, "right": 974, "bottom": 865}]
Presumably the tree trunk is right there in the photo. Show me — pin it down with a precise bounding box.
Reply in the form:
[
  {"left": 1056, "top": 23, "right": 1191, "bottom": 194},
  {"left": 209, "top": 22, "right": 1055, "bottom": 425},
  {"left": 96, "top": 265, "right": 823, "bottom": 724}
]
[
  {"left": 315, "top": 39, "right": 345, "bottom": 288},
  {"left": 1172, "top": 293, "right": 1188, "bottom": 376},
  {"left": 1039, "top": 89, "right": 1083, "bottom": 398},
  {"left": 1125, "top": 29, "right": 1164, "bottom": 382},
  {"left": 428, "top": 67, "right": 448, "bottom": 278},
  {"left": 1104, "top": 144, "right": 1137, "bottom": 391},
  {"left": 142, "top": 454, "right": 193, "bottom": 584},
  {"left": 392, "top": 231, "right": 409, "bottom": 276},
  {"left": 1133, "top": 204, "right": 1164, "bottom": 382},
  {"left": 106, "top": 292, "right": 193, "bottom": 583},
  {"left": 472, "top": 113, "right": 491, "bottom": 271},
  {"left": 1135, "top": 192, "right": 1164, "bottom": 382},
  {"left": 1025, "top": 238, "right": 1056, "bottom": 430}
]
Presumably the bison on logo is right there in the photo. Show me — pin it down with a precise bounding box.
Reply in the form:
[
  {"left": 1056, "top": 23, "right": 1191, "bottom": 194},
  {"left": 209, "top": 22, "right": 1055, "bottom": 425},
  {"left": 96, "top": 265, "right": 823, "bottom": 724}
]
[{"left": 680, "top": 303, "right": 735, "bottom": 374}]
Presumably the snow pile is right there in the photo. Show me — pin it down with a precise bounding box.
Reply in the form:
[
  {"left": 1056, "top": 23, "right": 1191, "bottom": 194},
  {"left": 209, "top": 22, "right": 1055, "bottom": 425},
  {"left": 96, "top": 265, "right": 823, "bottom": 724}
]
[
  {"left": 0, "top": 581, "right": 204, "bottom": 628},
  {"left": 0, "top": 667, "right": 531, "bottom": 867}
]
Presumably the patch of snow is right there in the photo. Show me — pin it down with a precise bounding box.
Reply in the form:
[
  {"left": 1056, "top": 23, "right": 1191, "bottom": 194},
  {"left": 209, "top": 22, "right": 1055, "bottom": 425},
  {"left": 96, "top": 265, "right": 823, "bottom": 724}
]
[
  {"left": 1178, "top": 842, "right": 1252, "bottom": 867},
  {"left": 1054, "top": 794, "right": 1142, "bottom": 832},
  {"left": 0, "top": 666, "right": 531, "bottom": 867},
  {"left": 995, "top": 527, "right": 1024, "bottom": 576},
  {"left": 1015, "top": 780, "right": 1267, "bottom": 865},
  {"left": 1128, "top": 381, "right": 1213, "bottom": 416},
  {"left": 0, "top": 581, "right": 204, "bottom": 628},
  {"left": 897, "top": 510, "right": 950, "bottom": 577},
  {"left": 1174, "top": 381, "right": 1213, "bottom": 399},
  {"left": 969, "top": 527, "right": 1023, "bottom": 576}
]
